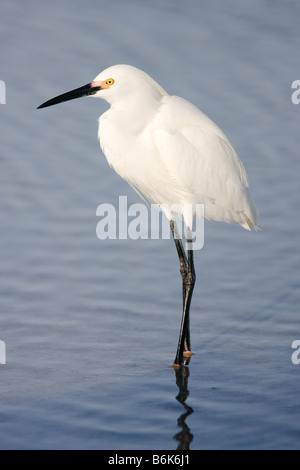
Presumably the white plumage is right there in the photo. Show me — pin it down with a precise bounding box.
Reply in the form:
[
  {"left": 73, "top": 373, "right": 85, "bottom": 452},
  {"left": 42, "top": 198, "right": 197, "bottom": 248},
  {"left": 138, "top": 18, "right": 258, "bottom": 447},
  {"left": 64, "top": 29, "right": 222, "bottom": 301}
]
[{"left": 94, "top": 64, "right": 257, "bottom": 231}]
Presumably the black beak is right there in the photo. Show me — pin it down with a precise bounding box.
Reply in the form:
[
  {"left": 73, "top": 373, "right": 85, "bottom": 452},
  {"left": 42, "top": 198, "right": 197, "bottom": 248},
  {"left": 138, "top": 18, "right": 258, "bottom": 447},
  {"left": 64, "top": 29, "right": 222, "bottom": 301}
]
[{"left": 37, "top": 83, "right": 102, "bottom": 109}]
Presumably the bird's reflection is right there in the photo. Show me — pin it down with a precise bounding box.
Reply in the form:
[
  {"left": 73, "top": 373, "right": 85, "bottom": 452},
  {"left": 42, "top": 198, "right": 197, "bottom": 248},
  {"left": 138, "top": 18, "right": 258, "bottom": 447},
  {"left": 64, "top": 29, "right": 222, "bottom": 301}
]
[{"left": 173, "top": 364, "right": 194, "bottom": 450}]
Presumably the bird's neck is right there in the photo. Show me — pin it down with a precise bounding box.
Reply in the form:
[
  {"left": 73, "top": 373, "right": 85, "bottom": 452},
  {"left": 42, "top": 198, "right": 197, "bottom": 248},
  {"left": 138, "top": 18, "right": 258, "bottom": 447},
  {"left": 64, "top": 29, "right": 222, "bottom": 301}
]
[{"left": 109, "top": 94, "right": 164, "bottom": 134}]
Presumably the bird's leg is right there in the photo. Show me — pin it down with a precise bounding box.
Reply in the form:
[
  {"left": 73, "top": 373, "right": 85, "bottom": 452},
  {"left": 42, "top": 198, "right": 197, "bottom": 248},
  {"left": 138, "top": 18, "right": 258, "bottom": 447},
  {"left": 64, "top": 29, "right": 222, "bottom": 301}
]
[
  {"left": 173, "top": 239, "right": 196, "bottom": 366},
  {"left": 170, "top": 219, "right": 188, "bottom": 301},
  {"left": 170, "top": 221, "right": 196, "bottom": 366},
  {"left": 184, "top": 240, "right": 195, "bottom": 352}
]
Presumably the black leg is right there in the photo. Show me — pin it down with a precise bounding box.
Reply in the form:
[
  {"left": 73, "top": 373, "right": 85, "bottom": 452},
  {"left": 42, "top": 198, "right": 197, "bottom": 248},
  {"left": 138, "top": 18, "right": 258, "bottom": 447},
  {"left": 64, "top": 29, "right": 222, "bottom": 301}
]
[
  {"left": 170, "top": 219, "right": 188, "bottom": 301},
  {"left": 182, "top": 242, "right": 195, "bottom": 353},
  {"left": 170, "top": 220, "right": 196, "bottom": 366}
]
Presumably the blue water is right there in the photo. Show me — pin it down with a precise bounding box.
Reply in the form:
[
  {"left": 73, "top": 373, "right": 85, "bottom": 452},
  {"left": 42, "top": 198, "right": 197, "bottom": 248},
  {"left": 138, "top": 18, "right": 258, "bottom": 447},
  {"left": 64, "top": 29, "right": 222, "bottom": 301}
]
[{"left": 1, "top": 0, "right": 300, "bottom": 450}]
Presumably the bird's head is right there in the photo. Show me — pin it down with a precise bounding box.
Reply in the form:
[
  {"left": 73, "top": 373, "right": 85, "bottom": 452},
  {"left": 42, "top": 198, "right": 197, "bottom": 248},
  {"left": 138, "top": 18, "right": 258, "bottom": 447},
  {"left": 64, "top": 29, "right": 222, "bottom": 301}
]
[{"left": 37, "top": 64, "right": 167, "bottom": 109}]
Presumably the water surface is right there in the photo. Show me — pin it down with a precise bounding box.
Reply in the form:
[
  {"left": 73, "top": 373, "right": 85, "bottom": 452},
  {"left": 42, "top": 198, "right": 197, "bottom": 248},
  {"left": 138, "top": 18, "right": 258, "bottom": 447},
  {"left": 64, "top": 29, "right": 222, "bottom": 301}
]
[{"left": 0, "top": 0, "right": 300, "bottom": 450}]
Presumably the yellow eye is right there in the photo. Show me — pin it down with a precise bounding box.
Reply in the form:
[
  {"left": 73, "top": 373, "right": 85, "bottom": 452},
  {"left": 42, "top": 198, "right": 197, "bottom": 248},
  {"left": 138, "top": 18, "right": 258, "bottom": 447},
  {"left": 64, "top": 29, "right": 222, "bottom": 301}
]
[{"left": 105, "top": 78, "right": 114, "bottom": 86}]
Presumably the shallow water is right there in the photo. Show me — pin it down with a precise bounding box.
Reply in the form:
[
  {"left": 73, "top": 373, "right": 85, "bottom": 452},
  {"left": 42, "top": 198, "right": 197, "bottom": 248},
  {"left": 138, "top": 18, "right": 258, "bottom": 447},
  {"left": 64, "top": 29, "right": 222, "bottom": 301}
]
[{"left": 1, "top": 0, "right": 300, "bottom": 450}]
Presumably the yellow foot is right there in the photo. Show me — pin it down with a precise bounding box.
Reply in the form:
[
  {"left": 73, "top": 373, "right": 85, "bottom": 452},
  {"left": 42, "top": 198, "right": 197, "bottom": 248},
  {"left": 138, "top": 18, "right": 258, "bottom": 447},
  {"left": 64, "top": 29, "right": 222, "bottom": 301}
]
[
  {"left": 172, "top": 351, "right": 193, "bottom": 369},
  {"left": 183, "top": 350, "right": 193, "bottom": 358}
]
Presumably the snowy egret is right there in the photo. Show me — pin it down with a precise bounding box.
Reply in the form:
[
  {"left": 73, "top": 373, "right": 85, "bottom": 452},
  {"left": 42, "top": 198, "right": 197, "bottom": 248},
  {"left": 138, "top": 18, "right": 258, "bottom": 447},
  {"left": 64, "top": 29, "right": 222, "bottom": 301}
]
[{"left": 38, "top": 64, "right": 258, "bottom": 367}]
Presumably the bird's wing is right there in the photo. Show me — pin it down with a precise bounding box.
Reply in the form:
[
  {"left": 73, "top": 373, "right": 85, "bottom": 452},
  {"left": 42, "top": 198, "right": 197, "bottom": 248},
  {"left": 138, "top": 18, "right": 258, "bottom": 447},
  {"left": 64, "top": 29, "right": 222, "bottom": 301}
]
[{"left": 153, "top": 96, "right": 250, "bottom": 212}]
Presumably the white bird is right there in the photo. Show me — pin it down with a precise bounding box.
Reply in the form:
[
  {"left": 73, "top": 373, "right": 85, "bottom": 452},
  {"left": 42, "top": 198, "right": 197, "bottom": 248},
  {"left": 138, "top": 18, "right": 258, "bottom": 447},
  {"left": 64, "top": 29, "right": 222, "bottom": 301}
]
[{"left": 38, "top": 64, "right": 258, "bottom": 367}]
